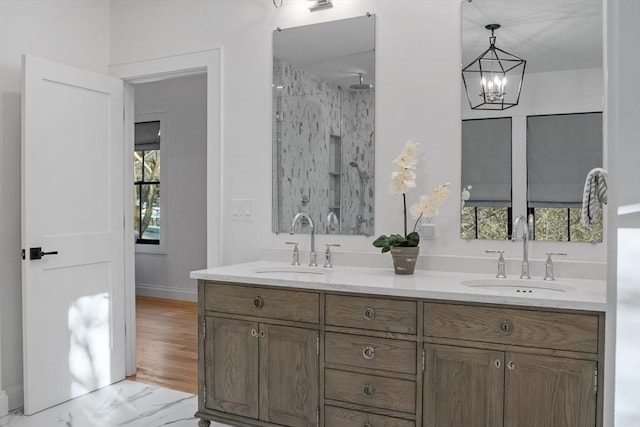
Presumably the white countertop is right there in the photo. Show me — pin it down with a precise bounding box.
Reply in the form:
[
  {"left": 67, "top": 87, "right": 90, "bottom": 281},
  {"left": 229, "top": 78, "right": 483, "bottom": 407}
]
[{"left": 191, "top": 261, "right": 607, "bottom": 311}]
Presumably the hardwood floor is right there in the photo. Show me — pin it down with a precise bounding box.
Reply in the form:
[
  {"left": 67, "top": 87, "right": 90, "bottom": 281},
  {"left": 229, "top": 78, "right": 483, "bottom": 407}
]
[{"left": 127, "top": 296, "right": 198, "bottom": 394}]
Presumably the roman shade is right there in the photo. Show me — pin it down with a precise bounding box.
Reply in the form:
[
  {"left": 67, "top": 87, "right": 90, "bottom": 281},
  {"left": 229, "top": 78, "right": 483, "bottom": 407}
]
[
  {"left": 135, "top": 120, "right": 161, "bottom": 149},
  {"left": 527, "top": 112, "right": 602, "bottom": 208},
  {"left": 462, "top": 117, "right": 512, "bottom": 207}
]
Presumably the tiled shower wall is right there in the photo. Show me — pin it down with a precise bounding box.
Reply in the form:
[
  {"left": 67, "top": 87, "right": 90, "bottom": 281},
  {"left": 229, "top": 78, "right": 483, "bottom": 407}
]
[{"left": 273, "top": 58, "right": 374, "bottom": 235}]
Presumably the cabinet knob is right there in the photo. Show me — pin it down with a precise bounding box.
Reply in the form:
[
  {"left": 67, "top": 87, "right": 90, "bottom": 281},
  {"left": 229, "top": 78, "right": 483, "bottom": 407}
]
[
  {"left": 363, "top": 423, "right": 373, "bottom": 427},
  {"left": 498, "top": 319, "right": 513, "bottom": 335},
  {"left": 362, "top": 345, "right": 375, "bottom": 360},
  {"left": 250, "top": 328, "right": 258, "bottom": 337},
  {"left": 507, "top": 360, "right": 515, "bottom": 370},
  {"left": 363, "top": 307, "right": 376, "bottom": 321},
  {"left": 362, "top": 383, "right": 375, "bottom": 398},
  {"left": 254, "top": 296, "right": 264, "bottom": 309},
  {"left": 494, "top": 359, "right": 502, "bottom": 369}
]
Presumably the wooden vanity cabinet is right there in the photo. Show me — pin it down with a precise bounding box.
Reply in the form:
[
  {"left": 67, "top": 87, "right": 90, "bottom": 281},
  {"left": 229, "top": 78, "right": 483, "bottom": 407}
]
[
  {"left": 196, "top": 280, "right": 604, "bottom": 427},
  {"left": 197, "top": 281, "right": 320, "bottom": 427},
  {"left": 423, "top": 302, "right": 602, "bottom": 427}
]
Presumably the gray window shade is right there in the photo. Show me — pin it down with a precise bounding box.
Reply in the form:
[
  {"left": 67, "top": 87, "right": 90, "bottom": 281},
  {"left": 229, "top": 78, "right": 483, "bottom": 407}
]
[
  {"left": 462, "top": 118, "right": 512, "bottom": 207},
  {"left": 135, "top": 121, "right": 161, "bottom": 150},
  {"left": 527, "top": 113, "right": 602, "bottom": 208}
]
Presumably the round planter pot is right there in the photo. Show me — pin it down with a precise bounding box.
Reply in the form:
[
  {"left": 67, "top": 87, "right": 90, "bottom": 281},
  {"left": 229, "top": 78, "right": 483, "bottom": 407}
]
[{"left": 390, "top": 246, "right": 420, "bottom": 275}]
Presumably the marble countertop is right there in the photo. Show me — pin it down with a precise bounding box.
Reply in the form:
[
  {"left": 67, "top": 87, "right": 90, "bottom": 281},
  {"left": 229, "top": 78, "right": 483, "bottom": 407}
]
[{"left": 191, "top": 261, "right": 607, "bottom": 311}]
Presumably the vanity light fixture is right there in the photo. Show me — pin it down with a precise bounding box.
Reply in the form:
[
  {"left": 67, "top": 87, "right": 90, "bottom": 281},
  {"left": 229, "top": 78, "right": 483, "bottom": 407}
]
[
  {"left": 462, "top": 24, "right": 526, "bottom": 110},
  {"left": 308, "top": 0, "right": 333, "bottom": 11}
]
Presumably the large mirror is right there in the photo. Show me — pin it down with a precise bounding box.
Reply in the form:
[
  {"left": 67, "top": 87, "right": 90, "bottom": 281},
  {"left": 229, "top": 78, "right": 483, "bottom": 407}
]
[
  {"left": 272, "top": 15, "right": 375, "bottom": 236},
  {"left": 461, "top": 0, "right": 603, "bottom": 242}
]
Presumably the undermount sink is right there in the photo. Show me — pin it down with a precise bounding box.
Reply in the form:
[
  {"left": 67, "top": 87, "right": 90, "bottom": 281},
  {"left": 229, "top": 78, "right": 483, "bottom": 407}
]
[
  {"left": 462, "top": 278, "right": 574, "bottom": 293},
  {"left": 252, "top": 265, "right": 329, "bottom": 275}
]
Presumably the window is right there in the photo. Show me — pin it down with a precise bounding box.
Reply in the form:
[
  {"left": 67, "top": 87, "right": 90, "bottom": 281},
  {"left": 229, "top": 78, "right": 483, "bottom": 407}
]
[
  {"left": 527, "top": 112, "right": 603, "bottom": 242},
  {"left": 134, "top": 120, "right": 161, "bottom": 245},
  {"left": 461, "top": 117, "right": 512, "bottom": 240},
  {"left": 529, "top": 207, "right": 603, "bottom": 242}
]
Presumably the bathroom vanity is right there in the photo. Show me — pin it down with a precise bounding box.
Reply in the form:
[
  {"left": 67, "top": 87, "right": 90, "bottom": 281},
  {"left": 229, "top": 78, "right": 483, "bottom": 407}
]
[{"left": 191, "top": 262, "right": 606, "bottom": 427}]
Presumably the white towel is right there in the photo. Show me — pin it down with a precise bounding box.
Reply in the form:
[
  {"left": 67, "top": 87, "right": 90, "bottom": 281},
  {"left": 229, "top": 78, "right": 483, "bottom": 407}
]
[{"left": 581, "top": 168, "right": 608, "bottom": 227}]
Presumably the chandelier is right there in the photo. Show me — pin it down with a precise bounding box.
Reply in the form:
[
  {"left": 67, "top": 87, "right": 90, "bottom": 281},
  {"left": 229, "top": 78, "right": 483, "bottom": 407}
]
[{"left": 462, "top": 24, "right": 526, "bottom": 110}]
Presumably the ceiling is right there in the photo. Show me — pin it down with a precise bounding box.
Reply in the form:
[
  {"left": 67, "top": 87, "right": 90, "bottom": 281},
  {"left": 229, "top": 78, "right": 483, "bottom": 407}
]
[{"left": 462, "top": 0, "right": 602, "bottom": 74}]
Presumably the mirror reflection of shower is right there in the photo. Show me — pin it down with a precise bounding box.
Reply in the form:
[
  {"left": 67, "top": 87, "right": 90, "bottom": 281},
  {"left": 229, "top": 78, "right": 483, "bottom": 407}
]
[{"left": 350, "top": 161, "right": 370, "bottom": 235}]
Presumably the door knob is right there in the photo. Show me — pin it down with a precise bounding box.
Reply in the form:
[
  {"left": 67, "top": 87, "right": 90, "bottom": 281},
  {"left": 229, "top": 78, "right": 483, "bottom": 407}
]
[{"left": 29, "top": 247, "right": 59, "bottom": 260}]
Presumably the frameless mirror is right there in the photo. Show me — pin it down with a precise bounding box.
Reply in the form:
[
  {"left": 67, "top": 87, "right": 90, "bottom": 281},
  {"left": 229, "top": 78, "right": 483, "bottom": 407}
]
[
  {"left": 461, "top": 0, "right": 603, "bottom": 242},
  {"left": 272, "top": 15, "right": 375, "bottom": 236}
]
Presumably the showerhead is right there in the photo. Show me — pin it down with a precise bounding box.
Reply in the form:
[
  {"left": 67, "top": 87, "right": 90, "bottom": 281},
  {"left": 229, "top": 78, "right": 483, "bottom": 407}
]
[
  {"left": 349, "top": 161, "right": 370, "bottom": 182},
  {"left": 349, "top": 73, "right": 373, "bottom": 91}
]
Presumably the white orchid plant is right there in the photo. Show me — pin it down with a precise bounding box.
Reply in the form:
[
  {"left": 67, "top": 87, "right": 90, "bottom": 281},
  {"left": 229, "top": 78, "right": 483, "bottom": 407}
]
[{"left": 373, "top": 141, "right": 450, "bottom": 253}]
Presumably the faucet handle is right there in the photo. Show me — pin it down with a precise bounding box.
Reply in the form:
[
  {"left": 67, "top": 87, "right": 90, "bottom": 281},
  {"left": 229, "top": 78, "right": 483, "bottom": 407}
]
[
  {"left": 286, "top": 241, "right": 300, "bottom": 266},
  {"left": 323, "top": 244, "right": 341, "bottom": 268},
  {"left": 485, "top": 250, "right": 506, "bottom": 278},
  {"left": 544, "top": 252, "right": 567, "bottom": 281}
]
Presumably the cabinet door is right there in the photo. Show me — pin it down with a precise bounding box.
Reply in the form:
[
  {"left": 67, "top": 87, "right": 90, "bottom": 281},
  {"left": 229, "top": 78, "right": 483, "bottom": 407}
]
[
  {"left": 504, "top": 353, "right": 596, "bottom": 427},
  {"left": 424, "top": 344, "right": 504, "bottom": 427},
  {"left": 259, "top": 324, "right": 319, "bottom": 426},
  {"left": 205, "top": 317, "right": 259, "bottom": 419}
]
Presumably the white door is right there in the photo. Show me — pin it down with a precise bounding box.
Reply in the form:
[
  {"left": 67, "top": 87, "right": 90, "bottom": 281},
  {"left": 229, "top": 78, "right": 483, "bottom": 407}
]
[{"left": 21, "top": 55, "right": 125, "bottom": 415}]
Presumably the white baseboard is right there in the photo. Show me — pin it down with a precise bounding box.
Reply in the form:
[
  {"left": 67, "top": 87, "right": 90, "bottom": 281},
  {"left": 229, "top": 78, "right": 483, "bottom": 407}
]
[
  {"left": 135, "top": 283, "right": 197, "bottom": 302},
  {"left": 5, "top": 382, "right": 23, "bottom": 412},
  {"left": 0, "top": 389, "right": 8, "bottom": 416}
]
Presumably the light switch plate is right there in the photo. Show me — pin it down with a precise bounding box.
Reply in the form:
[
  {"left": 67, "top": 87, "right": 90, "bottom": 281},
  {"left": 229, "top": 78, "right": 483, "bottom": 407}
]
[{"left": 230, "top": 199, "right": 254, "bottom": 221}]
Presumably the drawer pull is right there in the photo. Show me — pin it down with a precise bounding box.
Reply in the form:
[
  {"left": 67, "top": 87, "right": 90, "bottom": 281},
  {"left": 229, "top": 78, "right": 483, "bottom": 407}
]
[
  {"left": 362, "top": 345, "right": 375, "bottom": 360},
  {"left": 507, "top": 360, "right": 515, "bottom": 370},
  {"left": 253, "top": 296, "right": 264, "bottom": 308},
  {"left": 363, "top": 307, "right": 376, "bottom": 320},
  {"left": 498, "top": 319, "right": 513, "bottom": 335},
  {"left": 362, "top": 383, "right": 375, "bottom": 398}
]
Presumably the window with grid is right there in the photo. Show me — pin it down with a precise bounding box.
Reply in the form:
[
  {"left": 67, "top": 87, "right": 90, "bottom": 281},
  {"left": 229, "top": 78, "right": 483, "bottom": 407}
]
[
  {"left": 527, "top": 112, "right": 603, "bottom": 242},
  {"left": 461, "top": 117, "right": 512, "bottom": 240},
  {"left": 134, "top": 121, "right": 161, "bottom": 245}
]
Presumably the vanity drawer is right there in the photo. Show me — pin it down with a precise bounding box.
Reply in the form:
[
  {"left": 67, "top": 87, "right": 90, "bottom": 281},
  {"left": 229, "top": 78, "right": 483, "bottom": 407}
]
[
  {"left": 325, "top": 332, "right": 416, "bottom": 374},
  {"left": 203, "top": 282, "right": 319, "bottom": 324},
  {"left": 424, "top": 302, "right": 598, "bottom": 353},
  {"left": 325, "top": 369, "right": 416, "bottom": 414},
  {"left": 326, "top": 294, "right": 417, "bottom": 334},
  {"left": 325, "top": 406, "right": 415, "bottom": 427}
]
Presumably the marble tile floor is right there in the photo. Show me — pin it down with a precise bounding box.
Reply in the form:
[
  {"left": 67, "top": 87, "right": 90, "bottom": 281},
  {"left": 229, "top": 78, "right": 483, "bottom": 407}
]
[{"left": 0, "top": 380, "right": 231, "bottom": 427}]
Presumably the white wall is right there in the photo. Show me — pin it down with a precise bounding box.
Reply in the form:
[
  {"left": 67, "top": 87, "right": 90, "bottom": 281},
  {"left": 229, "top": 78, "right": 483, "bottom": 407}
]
[
  {"left": 607, "top": 1, "right": 640, "bottom": 425},
  {"left": 0, "top": 0, "right": 111, "bottom": 411},
  {"left": 133, "top": 74, "right": 208, "bottom": 301},
  {"left": 110, "top": 0, "right": 461, "bottom": 263},
  {"left": 111, "top": 0, "right": 605, "bottom": 276}
]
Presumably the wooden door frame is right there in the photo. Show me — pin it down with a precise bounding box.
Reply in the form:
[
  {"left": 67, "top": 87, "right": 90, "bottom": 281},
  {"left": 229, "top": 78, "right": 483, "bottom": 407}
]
[{"left": 109, "top": 49, "right": 222, "bottom": 375}]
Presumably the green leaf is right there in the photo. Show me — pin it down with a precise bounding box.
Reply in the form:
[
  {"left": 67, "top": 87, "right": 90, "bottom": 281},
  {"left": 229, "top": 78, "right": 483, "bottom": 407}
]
[
  {"left": 406, "top": 232, "right": 420, "bottom": 247},
  {"left": 372, "top": 233, "right": 412, "bottom": 253}
]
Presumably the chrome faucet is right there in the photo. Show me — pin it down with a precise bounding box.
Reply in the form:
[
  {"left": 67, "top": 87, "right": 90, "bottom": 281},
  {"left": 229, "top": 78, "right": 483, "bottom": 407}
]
[
  {"left": 512, "top": 214, "right": 533, "bottom": 279},
  {"left": 290, "top": 212, "right": 317, "bottom": 266}
]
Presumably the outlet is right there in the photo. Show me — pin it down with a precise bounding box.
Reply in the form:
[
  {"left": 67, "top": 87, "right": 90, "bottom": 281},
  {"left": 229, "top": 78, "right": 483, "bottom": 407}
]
[{"left": 419, "top": 217, "right": 437, "bottom": 240}]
